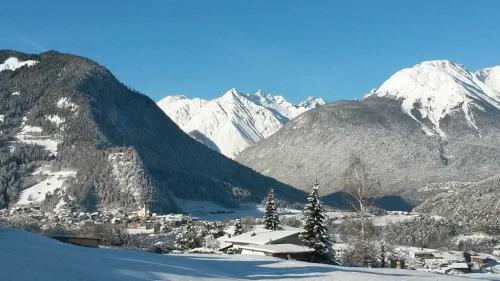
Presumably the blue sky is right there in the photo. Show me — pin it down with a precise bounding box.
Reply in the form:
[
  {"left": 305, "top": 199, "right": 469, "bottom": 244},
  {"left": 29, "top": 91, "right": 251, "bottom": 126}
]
[{"left": 2, "top": 1, "right": 500, "bottom": 103}]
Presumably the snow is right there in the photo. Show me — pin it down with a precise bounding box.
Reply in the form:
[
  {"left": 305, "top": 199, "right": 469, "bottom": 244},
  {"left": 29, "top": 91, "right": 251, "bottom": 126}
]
[
  {"left": 56, "top": 97, "right": 79, "bottom": 112},
  {"left": 15, "top": 166, "right": 76, "bottom": 206},
  {"left": 477, "top": 66, "right": 500, "bottom": 93},
  {"left": 238, "top": 243, "right": 315, "bottom": 254},
  {"left": 371, "top": 213, "right": 420, "bottom": 226},
  {"left": 126, "top": 227, "right": 155, "bottom": 235},
  {"left": 13, "top": 122, "right": 61, "bottom": 156},
  {"left": 0, "top": 114, "right": 4, "bottom": 122},
  {"left": 45, "top": 115, "right": 65, "bottom": 126},
  {"left": 1, "top": 229, "right": 497, "bottom": 281},
  {"left": 225, "top": 225, "right": 302, "bottom": 245},
  {"left": 367, "top": 60, "right": 500, "bottom": 138},
  {"left": 107, "top": 152, "right": 142, "bottom": 199},
  {"left": 157, "top": 89, "right": 324, "bottom": 158},
  {"left": 248, "top": 90, "right": 325, "bottom": 119},
  {"left": 453, "top": 233, "right": 494, "bottom": 244},
  {"left": 0, "top": 57, "right": 38, "bottom": 72}
]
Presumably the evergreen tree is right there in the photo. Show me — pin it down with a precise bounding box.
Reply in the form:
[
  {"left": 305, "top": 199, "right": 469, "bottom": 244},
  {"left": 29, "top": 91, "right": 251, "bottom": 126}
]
[
  {"left": 300, "top": 180, "right": 334, "bottom": 261},
  {"left": 234, "top": 219, "right": 243, "bottom": 236},
  {"left": 263, "top": 188, "right": 279, "bottom": 230}
]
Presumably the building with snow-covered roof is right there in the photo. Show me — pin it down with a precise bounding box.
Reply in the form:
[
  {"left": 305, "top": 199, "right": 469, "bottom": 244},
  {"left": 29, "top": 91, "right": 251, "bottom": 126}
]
[
  {"left": 432, "top": 251, "right": 465, "bottom": 263},
  {"left": 224, "top": 225, "right": 314, "bottom": 261},
  {"left": 408, "top": 248, "right": 436, "bottom": 260},
  {"left": 237, "top": 244, "right": 314, "bottom": 260},
  {"left": 446, "top": 262, "right": 471, "bottom": 273},
  {"left": 225, "top": 225, "right": 302, "bottom": 247}
]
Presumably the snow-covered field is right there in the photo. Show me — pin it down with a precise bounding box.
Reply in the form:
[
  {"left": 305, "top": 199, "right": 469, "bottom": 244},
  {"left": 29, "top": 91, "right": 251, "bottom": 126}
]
[
  {"left": 13, "top": 121, "right": 61, "bottom": 156},
  {"left": 16, "top": 166, "right": 76, "bottom": 206},
  {"left": 1, "top": 229, "right": 497, "bottom": 281}
]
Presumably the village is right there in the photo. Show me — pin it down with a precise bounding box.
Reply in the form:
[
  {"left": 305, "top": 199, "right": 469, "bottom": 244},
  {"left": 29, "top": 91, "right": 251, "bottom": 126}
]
[{"left": 2, "top": 195, "right": 499, "bottom": 277}]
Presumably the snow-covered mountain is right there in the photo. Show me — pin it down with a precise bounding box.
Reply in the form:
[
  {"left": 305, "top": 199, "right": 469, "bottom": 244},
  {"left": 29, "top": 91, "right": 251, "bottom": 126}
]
[
  {"left": 236, "top": 60, "right": 500, "bottom": 211},
  {"left": 366, "top": 60, "right": 500, "bottom": 138},
  {"left": 0, "top": 50, "right": 304, "bottom": 212},
  {"left": 157, "top": 89, "right": 325, "bottom": 158}
]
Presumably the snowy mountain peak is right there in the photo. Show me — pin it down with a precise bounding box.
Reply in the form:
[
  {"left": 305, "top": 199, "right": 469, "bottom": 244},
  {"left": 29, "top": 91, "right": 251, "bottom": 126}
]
[
  {"left": 367, "top": 60, "right": 500, "bottom": 138},
  {"left": 224, "top": 88, "right": 240, "bottom": 96},
  {"left": 158, "top": 89, "right": 325, "bottom": 158},
  {"left": 476, "top": 66, "right": 500, "bottom": 93},
  {"left": 299, "top": 96, "right": 326, "bottom": 108}
]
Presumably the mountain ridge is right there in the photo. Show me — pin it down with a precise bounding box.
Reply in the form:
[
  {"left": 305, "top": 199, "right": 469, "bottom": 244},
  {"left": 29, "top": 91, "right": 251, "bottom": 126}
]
[
  {"left": 157, "top": 89, "right": 325, "bottom": 158},
  {"left": 0, "top": 50, "right": 305, "bottom": 213},
  {"left": 236, "top": 60, "right": 500, "bottom": 212}
]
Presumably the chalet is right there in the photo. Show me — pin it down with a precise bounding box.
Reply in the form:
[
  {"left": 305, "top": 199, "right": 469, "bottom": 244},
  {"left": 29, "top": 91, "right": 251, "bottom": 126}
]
[
  {"left": 237, "top": 244, "right": 314, "bottom": 260},
  {"left": 433, "top": 251, "right": 465, "bottom": 264},
  {"left": 224, "top": 226, "right": 315, "bottom": 261},
  {"left": 225, "top": 226, "right": 303, "bottom": 247},
  {"left": 409, "top": 248, "right": 436, "bottom": 260},
  {"left": 446, "top": 263, "right": 470, "bottom": 273}
]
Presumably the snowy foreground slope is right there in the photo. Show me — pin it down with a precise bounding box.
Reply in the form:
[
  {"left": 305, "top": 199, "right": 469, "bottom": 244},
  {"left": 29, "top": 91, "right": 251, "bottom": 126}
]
[
  {"left": 157, "top": 89, "right": 324, "bottom": 158},
  {"left": 1, "top": 229, "right": 497, "bottom": 281}
]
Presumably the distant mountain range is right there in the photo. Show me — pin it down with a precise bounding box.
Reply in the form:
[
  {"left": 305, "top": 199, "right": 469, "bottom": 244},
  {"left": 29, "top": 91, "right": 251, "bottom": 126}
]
[
  {"left": 157, "top": 89, "right": 324, "bottom": 158},
  {"left": 2, "top": 50, "right": 499, "bottom": 221},
  {"left": 236, "top": 60, "right": 500, "bottom": 215},
  {"left": 0, "top": 50, "right": 304, "bottom": 213}
]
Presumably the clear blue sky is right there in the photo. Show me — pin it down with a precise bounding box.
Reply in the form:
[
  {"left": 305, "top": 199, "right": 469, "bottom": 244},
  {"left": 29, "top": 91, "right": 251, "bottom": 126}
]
[{"left": 2, "top": 1, "right": 500, "bottom": 103}]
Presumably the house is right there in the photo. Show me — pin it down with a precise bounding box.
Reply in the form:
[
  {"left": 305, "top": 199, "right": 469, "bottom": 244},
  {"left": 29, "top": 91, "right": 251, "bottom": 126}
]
[
  {"left": 493, "top": 245, "right": 500, "bottom": 256},
  {"left": 224, "top": 226, "right": 315, "bottom": 261},
  {"left": 237, "top": 244, "right": 314, "bottom": 260},
  {"left": 225, "top": 226, "right": 303, "bottom": 247},
  {"left": 50, "top": 235, "right": 101, "bottom": 248},
  {"left": 433, "top": 251, "right": 465, "bottom": 264},
  {"left": 446, "top": 262, "right": 470, "bottom": 273},
  {"left": 389, "top": 257, "right": 406, "bottom": 269},
  {"left": 470, "top": 253, "right": 499, "bottom": 268},
  {"left": 409, "top": 248, "right": 436, "bottom": 260}
]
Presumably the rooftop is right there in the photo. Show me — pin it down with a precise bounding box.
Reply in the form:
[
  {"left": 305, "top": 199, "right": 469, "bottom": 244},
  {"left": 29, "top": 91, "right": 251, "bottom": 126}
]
[
  {"left": 238, "top": 244, "right": 315, "bottom": 254},
  {"left": 225, "top": 225, "right": 302, "bottom": 245}
]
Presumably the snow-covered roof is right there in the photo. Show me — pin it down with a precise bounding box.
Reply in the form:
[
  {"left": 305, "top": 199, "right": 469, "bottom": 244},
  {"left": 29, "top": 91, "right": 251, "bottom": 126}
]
[
  {"left": 409, "top": 249, "right": 435, "bottom": 254},
  {"left": 471, "top": 253, "right": 500, "bottom": 261},
  {"left": 238, "top": 243, "right": 314, "bottom": 254},
  {"left": 433, "top": 251, "right": 464, "bottom": 262},
  {"left": 216, "top": 235, "right": 232, "bottom": 250},
  {"left": 225, "top": 225, "right": 302, "bottom": 245},
  {"left": 447, "top": 263, "right": 469, "bottom": 269}
]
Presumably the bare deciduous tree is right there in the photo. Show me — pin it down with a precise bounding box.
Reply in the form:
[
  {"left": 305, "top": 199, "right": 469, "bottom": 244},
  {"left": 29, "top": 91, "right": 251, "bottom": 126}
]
[
  {"left": 342, "top": 156, "right": 379, "bottom": 217},
  {"left": 341, "top": 156, "right": 380, "bottom": 265}
]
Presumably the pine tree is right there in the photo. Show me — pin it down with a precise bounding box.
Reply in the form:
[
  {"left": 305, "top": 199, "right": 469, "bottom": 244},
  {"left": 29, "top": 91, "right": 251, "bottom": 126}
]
[
  {"left": 234, "top": 219, "right": 243, "bottom": 236},
  {"left": 263, "top": 188, "right": 280, "bottom": 230},
  {"left": 299, "top": 180, "right": 334, "bottom": 262}
]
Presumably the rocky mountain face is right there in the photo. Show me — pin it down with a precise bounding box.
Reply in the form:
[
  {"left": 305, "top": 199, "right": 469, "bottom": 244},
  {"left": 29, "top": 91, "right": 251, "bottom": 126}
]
[
  {"left": 0, "top": 50, "right": 304, "bottom": 213},
  {"left": 157, "top": 89, "right": 325, "bottom": 158},
  {"left": 236, "top": 60, "right": 500, "bottom": 210}
]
